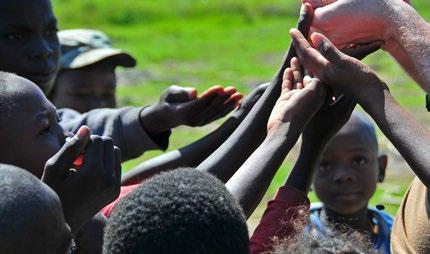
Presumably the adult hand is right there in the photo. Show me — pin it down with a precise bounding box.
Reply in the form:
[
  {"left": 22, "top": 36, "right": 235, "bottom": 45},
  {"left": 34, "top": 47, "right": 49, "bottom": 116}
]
[
  {"left": 42, "top": 126, "right": 121, "bottom": 235},
  {"left": 267, "top": 57, "right": 326, "bottom": 135},
  {"left": 140, "top": 85, "right": 243, "bottom": 135},
  {"left": 303, "top": 0, "right": 411, "bottom": 49},
  {"left": 290, "top": 29, "right": 388, "bottom": 108}
]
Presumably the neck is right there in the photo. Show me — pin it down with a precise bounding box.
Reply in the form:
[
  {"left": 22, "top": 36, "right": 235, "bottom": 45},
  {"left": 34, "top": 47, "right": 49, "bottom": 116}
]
[{"left": 321, "top": 205, "right": 373, "bottom": 234}]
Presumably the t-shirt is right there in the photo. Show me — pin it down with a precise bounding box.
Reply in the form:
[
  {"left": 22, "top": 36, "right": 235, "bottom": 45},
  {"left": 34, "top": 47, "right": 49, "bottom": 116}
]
[
  {"left": 250, "top": 186, "right": 310, "bottom": 254},
  {"left": 391, "top": 177, "right": 430, "bottom": 254},
  {"left": 100, "top": 184, "right": 140, "bottom": 217},
  {"left": 309, "top": 203, "right": 393, "bottom": 254}
]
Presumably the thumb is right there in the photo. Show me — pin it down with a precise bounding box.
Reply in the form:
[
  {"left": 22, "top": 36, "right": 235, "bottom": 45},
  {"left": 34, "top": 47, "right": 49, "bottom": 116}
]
[
  {"left": 162, "top": 85, "right": 198, "bottom": 103},
  {"left": 42, "top": 126, "right": 91, "bottom": 182},
  {"left": 311, "top": 32, "right": 343, "bottom": 63}
]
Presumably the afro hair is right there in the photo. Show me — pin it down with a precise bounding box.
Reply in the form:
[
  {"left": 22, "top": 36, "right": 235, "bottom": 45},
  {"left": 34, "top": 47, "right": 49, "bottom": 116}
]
[{"left": 103, "top": 168, "right": 249, "bottom": 254}]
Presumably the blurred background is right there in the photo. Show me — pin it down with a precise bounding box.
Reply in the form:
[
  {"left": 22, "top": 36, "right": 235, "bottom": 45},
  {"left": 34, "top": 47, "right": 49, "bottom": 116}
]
[{"left": 52, "top": 0, "right": 429, "bottom": 230}]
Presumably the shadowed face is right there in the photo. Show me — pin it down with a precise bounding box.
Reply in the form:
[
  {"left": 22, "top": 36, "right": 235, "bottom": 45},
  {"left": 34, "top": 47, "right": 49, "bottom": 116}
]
[
  {"left": 313, "top": 115, "right": 386, "bottom": 215},
  {"left": 52, "top": 62, "right": 117, "bottom": 113},
  {"left": 0, "top": 76, "right": 65, "bottom": 178},
  {"left": 0, "top": 0, "right": 60, "bottom": 95}
]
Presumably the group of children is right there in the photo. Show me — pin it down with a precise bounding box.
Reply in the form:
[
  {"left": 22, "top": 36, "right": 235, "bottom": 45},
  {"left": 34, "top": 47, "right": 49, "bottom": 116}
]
[{"left": 0, "top": 0, "right": 429, "bottom": 253}]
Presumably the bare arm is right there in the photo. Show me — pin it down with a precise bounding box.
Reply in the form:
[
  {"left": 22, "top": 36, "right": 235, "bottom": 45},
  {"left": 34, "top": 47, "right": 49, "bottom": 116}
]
[
  {"left": 121, "top": 85, "right": 267, "bottom": 185},
  {"left": 197, "top": 4, "right": 314, "bottom": 183}
]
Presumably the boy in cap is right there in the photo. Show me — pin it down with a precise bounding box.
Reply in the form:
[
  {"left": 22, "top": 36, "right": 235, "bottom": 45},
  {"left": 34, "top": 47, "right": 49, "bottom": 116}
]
[{"left": 50, "top": 29, "right": 136, "bottom": 113}]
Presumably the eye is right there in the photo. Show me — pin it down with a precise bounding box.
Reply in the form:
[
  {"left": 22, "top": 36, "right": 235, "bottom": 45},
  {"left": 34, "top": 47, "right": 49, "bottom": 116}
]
[
  {"left": 319, "top": 160, "right": 332, "bottom": 172},
  {"left": 352, "top": 156, "right": 368, "bottom": 166},
  {"left": 39, "top": 124, "right": 51, "bottom": 135}
]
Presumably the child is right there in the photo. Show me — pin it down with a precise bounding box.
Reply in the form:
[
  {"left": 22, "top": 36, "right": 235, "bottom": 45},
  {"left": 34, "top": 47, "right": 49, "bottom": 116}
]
[
  {"left": 0, "top": 71, "right": 120, "bottom": 242},
  {"left": 50, "top": 29, "right": 136, "bottom": 113},
  {"left": 310, "top": 112, "right": 392, "bottom": 253},
  {"left": 0, "top": 163, "right": 72, "bottom": 254},
  {"left": 103, "top": 168, "right": 249, "bottom": 254}
]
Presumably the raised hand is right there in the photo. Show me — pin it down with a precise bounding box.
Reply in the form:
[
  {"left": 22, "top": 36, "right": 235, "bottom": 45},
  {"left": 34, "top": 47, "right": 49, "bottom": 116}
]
[
  {"left": 290, "top": 29, "right": 388, "bottom": 109},
  {"left": 42, "top": 126, "right": 121, "bottom": 235},
  {"left": 140, "top": 85, "right": 243, "bottom": 135},
  {"left": 267, "top": 57, "right": 326, "bottom": 135},
  {"left": 231, "top": 83, "right": 268, "bottom": 120}
]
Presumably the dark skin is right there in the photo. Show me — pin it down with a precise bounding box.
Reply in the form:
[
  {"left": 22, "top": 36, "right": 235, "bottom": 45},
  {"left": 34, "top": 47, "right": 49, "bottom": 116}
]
[
  {"left": 121, "top": 83, "right": 267, "bottom": 185},
  {"left": 291, "top": 29, "right": 430, "bottom": 190},
  {"left": 313, "top": 115, "right": 388, "bottom": 234},
  {"left": 0, "top": 75, "right": 121, "bottom": 236},
  {"left": 51, "top": 61, "right": 117, "bottom": 113},
  {"left": 0, "top": 168, "right": 72, "bottom": 254},
  {"left": 0, "top": 0, "right": 59, "bottom": 95}
]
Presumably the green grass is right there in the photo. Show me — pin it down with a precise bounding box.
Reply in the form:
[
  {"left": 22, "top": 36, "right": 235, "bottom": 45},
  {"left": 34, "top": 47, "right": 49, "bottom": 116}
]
[{"left": 52, "top": 0, "right": 430, "bottom": 224}]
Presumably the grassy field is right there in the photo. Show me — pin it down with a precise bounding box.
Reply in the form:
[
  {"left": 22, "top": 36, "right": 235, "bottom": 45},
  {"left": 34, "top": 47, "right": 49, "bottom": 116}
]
[{"left": 53, "top": 0, "right": 430, "bottom": 228}]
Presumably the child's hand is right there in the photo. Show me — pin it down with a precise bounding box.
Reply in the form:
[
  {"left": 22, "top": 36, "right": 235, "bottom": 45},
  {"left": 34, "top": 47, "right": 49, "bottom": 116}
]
[
  {"left": 290, "top": 29, "right": 388, "bottom": 107},
  {"left": 140, "top": 85, "right": 243, "bottom": 135},
  {"left": 42, "top": 126, "right": 121, "bottom": 235},
  {"left": 267, "top": 57, "right": 326, "bottom": 135}
]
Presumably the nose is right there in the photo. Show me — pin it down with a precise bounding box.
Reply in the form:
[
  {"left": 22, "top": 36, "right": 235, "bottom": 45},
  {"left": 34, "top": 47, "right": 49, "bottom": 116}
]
[
  {"left": 29, "top": 35, "right": 55, "bottom": 60},
  {"left": 333, "top": 166, "right": 356, "bottom": 184}
]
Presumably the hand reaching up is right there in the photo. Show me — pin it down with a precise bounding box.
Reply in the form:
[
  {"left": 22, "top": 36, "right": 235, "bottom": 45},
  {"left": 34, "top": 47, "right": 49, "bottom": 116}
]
[
  {"left": 267, "top": 57, "right": 326, "bottom": 136},
  {"left": 42, "top": 126, "right": 121, "bottom": 235}
]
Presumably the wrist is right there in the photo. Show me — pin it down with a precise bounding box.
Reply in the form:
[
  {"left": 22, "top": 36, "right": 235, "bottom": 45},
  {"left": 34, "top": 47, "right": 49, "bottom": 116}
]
[{"left": 139, "top": 106, "right": 174, "bottom": 136}]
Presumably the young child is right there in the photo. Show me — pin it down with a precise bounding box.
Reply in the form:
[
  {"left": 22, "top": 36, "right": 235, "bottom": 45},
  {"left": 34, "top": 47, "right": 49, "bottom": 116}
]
[
  {"left": 0, "top": 163, "right": 72, "bottom": 254},
  {"left": 103, "top": 168, "right": 249, "bottom": 254},
  {"left": 310, "top": 112, "right": 392, "bottom": 254},
  {"left": 50, "top": 29, "right": 137, "bottom": 113}
]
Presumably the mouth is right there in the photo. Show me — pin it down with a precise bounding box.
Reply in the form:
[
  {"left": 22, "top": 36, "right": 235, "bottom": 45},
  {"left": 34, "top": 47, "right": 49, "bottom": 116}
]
[{"left": 333, "top": 191, "right": 363, "bottom": 202}]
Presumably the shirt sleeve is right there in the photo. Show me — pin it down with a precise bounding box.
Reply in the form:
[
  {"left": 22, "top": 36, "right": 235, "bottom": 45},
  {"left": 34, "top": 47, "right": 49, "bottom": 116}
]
[
  {"left": 250, "top": 186, "right": 310, "bottom": 254},
  {"left": 58, "top": 107, "right": 171, "bottom": 162}
]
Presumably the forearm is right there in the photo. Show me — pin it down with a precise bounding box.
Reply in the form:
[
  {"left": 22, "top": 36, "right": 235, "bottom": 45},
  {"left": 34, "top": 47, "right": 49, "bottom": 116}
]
[
  {"left": 121, "top": 117, "right": 242, "bottom": 185},
  {"left": 363, "top": 88, "right": 430, "bottom": 188},
  {"left": 285, "top": 137, "right": 326, "bottom": 193},
  {"left": 385, "top": 2, "right": 430, "bottom": 92},
  {"left": 226, "top": 124, "right": 300, "bottom": 218}
]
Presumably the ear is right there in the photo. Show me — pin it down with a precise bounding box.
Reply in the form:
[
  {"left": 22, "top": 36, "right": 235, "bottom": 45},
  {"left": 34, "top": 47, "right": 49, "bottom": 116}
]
[{"left": 377, "top": 155, "right": 388, "bottom": 183}]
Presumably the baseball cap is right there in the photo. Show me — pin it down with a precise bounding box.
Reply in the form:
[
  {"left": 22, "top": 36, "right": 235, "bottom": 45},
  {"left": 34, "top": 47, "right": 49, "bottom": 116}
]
[{"left": 58, "top": 29, "right": 137, "bottom": 70}]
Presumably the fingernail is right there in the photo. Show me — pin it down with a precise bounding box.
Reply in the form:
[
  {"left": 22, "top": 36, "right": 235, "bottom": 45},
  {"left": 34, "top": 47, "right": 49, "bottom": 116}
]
[{"left": 76, "top": 126, "right": 90, "bottom": 139}]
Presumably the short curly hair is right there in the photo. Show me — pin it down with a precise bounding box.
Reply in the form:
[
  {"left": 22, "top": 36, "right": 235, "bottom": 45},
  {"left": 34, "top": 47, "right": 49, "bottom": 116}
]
[{"left": 103, "top": 168, "right": 249, "bottom": 254}]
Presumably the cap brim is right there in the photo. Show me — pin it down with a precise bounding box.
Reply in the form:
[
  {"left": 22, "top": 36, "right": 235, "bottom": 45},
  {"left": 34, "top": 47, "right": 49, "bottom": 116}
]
[{"left": 65, "top": 48, "right": 137, "bottom": 69}]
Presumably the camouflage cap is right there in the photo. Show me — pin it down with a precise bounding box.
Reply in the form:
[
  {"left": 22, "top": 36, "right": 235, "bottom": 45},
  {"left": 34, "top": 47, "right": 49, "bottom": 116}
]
[{"left": 58, "top": 29, "right": 137, "bottom": 70}]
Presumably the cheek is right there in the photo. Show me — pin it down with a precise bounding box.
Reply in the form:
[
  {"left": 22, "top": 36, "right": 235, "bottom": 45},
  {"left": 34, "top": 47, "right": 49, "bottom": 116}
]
[{"left": 0, "top": 42, "right": 26, "bottom": 71}]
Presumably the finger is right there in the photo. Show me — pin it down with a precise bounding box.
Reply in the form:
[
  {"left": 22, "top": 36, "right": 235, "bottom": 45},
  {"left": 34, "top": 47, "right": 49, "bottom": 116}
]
[
  {"left": 282, "top": 68, "right": 295, "bottom": 92},
  {"left": 113, "top": 146, "right": 122, "bottom": 192},
  {"left": 224, "top": 92, "right": 244, "bottom": 108},
  {"left": 101, "top": 136, "right": 115, "bottom": 184},
  {"left": 290, "top": 28, "right": 329, "bottom": 75},
  {"left": 223, "top": 86, "right": 237, "bottom": 96},
  {"left": 79, "top": 135, "right": 104, "bottom": 177},
  {"left": 198, "top": 91, "right": 240, "bottom": 125},
  {"left": 310, "top": 32, "right": 344, "bottom": 64},
  {"left": 341, "top": 41, "right": 383, "bottom": 60},
  {"left": 302, "top": 0, "right": 337, "bottom": 8},
  {"left": 163, "top": 85, "right": 198, "bottom": 103},
  {"left": 291, "top": 57, "right": 304, "bottom": 89},
  {"left": 199, "top": 86, "right": 225, "bottom": 99},
  {"left": 42, "top": 126, "right": 91, "bottom": 182}
]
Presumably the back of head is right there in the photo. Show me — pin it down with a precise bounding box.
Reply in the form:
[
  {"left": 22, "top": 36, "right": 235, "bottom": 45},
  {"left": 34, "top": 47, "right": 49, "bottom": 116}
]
[
  {"left": 103, "top": 168, "right": 249, "bottom": 254},
  {"left": 0, "top": 164, "right": 71, "bottom": 254}
]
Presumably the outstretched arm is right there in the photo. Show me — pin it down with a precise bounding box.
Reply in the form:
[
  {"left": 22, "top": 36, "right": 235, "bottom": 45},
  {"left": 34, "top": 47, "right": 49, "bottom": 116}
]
[
  {"left": 121, "top": 84, "right": 267, "bottom": 185},
  {"left": 291, "top": 29, "right": 430, "bottom": 188},
  {"left": 197, "top": 4, "right": 314, "bottom": 183},
  {"left": 227, "top": 57, "right": 326, "bottom": 218}
]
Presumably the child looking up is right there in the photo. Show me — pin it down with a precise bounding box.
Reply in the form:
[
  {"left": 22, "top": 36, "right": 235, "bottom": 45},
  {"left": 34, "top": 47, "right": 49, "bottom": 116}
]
[
  {"left": 310, "top": 112, "right": 392, "bottom": 253},
  {"left": 50, "top": 29, "right": 137, "bottom": 113}
]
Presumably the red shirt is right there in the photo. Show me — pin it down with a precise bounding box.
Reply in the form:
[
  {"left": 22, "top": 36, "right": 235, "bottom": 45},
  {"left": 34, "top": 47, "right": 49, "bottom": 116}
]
[
  {"left": 100, "top": 184, "right": 140, "bottom": 217},
  {"left": 250, "top": 186, "right": 310, "bottom": 254}
]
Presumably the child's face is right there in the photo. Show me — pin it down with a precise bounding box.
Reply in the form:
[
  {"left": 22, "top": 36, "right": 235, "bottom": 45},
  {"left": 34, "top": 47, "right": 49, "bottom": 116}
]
[
  {"left": 52, "top": 64, "right": 116, "bottom": 113},
  {"left": 0, "top": 0, "right": 60, "bottom": 95},
  {"left": 313, "top": 122, "right": 386, "bottom": 215},
  {"left": 0, "top": 78, "right": 66, "bottom": 178}
]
